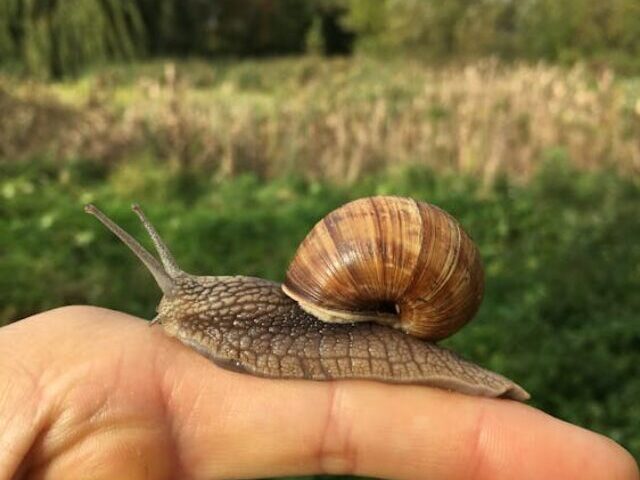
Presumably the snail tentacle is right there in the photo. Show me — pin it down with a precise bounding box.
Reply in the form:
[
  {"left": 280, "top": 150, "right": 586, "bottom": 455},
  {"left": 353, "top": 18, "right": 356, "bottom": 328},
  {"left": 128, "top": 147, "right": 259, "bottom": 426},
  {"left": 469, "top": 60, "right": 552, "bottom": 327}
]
[
  {"left": 131, "top": 204, "right": 183, "bottom": 278},
  {"left": 84, "top": 204, "right": 175, "bottom": 294}
]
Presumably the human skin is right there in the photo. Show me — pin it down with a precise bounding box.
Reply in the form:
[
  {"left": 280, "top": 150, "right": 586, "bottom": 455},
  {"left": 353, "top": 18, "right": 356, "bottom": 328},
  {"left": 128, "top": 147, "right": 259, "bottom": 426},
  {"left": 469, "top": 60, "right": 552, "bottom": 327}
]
[{"left": 0, "top": 306, "right": 638, "bottom": 480}]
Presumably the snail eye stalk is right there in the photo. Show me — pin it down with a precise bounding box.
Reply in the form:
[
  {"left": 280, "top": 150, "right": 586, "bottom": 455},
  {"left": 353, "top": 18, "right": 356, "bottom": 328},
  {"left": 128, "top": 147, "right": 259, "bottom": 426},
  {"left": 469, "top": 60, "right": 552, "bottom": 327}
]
[{"left": 84, "top": 204, "right": 175, "bottom": 294}]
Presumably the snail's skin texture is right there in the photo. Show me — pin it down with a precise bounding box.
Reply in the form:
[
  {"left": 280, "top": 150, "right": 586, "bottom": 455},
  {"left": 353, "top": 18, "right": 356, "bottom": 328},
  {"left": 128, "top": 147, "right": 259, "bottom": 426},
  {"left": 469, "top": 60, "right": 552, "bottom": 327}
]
[{"left": 158, "top": 274, "right": 530, "bottom": 402}]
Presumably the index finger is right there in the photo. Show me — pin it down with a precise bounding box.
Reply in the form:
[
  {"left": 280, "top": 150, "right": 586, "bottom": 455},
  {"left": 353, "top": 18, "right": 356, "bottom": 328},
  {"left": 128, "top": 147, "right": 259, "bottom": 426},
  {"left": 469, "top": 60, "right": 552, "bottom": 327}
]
[
  {"left": 159, "top": 333, "right": 639, "bottom": 479},
  {"left": 4, "top": 307, "right": 638, "bottom": 480}
]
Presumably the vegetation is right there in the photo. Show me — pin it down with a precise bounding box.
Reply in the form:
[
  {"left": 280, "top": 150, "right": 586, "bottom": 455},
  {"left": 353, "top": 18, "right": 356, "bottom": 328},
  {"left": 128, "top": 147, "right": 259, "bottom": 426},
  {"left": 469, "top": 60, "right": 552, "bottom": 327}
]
[
  {"left": 2, "top": 1, "right": 639, "bottom": 477},
  {"left": 2, "top": 156, "right": 640, "bottom": 469},
  {"left": 0, "top": 0, "right": 145, "bottom": 77},
  {"left": 344, "top": 0, "right": 640, "bottom": 66},
  {"left": 4, "top": 0, "right": 640, "bottom": 77},
  {"left": 2, "top": 60, "right": 640, "bottom": 471},
  {"left": 2, "top": 58, "right": 639, "bottom": 185}
]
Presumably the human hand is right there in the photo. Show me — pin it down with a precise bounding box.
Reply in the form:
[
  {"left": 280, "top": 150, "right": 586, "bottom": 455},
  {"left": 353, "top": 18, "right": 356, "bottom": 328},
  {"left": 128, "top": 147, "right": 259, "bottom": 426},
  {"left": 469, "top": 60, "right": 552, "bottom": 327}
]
[{"left": 1, "top": 306, "right": 637, "bottom": 479}]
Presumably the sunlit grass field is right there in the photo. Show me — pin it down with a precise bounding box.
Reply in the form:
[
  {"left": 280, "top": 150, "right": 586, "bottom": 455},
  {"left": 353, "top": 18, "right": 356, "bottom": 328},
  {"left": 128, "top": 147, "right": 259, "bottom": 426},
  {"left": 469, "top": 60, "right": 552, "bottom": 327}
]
[{"left": 1, "top": 58, "right": 639, "bottom": 476}]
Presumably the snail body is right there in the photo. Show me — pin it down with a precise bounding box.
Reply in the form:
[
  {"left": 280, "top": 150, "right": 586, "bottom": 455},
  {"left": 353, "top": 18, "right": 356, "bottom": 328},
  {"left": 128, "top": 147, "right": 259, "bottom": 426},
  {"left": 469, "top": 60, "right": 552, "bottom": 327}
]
[{"left": 85, "top": 197, "right": 529, "bottom": 401}]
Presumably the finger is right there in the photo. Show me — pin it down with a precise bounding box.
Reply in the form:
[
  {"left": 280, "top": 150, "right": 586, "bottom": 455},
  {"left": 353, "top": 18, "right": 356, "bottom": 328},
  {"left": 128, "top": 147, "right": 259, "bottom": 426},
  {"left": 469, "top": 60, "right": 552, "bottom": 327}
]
[
  {"left": 4, "top": 307, "right": 638, "bottom": 480},
  {"left": 309, "top": 383, "right": 639, "bottom": 480},
  {"left": 155, "top": 324, "right": 640, "bottom": 479}
]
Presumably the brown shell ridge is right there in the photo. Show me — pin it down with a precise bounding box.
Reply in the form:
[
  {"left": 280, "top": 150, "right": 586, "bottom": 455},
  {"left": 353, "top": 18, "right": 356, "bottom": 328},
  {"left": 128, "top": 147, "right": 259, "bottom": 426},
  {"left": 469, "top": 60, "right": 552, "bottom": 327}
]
[
  {"left": 402, "top": 203, "right": 482, "bottom": 340},
  {"left": 418, "top": 208, "right": 461, "bottom": 303},
  {"left": 397, "top": 201, "right": 459, "bottom": 338},
  {"left": 367, "top": 197, "right": 387, "bottom": 298},
  {"left": 321, "top": 206, "right": 368, "bottom": 307},
  {"left": 392, "top": 199, "right": 430, "bottom": 333},
  {"left": 398, "top": 198, "right": 428, "bottom": 298}
]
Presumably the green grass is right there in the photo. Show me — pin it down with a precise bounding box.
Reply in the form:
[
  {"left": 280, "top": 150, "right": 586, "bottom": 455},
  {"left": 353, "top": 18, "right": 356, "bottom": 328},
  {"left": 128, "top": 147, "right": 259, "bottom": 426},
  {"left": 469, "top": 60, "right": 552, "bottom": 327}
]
[{"left": 1, "top": 158, "right": 639, "bottom": 477}]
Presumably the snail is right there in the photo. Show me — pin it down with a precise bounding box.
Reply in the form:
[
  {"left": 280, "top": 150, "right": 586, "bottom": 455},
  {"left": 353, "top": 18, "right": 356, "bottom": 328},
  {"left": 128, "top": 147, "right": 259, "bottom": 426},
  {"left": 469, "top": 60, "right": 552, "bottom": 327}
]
[{"left": 85, "top": 196, "right": 529, "bottom": 401}]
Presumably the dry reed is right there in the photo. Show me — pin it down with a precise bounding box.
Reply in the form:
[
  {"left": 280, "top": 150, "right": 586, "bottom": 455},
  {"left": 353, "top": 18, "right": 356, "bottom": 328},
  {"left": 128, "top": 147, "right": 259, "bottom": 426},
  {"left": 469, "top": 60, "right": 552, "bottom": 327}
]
[{"left": 1, "top": 58, "right": 639, "bottom": 184}]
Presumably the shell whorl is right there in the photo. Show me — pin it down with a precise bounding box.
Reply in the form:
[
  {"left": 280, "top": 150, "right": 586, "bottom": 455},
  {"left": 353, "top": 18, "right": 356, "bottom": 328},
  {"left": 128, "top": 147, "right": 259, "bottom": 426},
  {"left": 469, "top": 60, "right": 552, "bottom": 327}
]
[{"left": 282, "top": 196, "right": 484, "bottom": 341}]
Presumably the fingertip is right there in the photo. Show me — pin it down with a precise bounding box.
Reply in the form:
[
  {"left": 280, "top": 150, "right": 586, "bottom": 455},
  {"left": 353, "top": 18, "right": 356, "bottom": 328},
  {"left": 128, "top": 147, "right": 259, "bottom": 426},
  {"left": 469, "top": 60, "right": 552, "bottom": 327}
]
[
  {"left": 460, "top": 397, "right": 639, "bottom": 480},
  {"left": 618, "top": 448, "right": 640, "bottom": 480},
  {"left": 583, "top": 433, "right": 640, "bottom": 480},
  {"left": 309, "top": 382, "right": 638, "bottom": 480}
]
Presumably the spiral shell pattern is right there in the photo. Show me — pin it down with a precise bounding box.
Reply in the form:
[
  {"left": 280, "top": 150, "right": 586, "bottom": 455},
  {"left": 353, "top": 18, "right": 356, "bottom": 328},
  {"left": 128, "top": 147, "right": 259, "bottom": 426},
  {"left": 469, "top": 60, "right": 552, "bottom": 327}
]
[{"left": 282, "top": 196, "right": 484, "bottom": 340}]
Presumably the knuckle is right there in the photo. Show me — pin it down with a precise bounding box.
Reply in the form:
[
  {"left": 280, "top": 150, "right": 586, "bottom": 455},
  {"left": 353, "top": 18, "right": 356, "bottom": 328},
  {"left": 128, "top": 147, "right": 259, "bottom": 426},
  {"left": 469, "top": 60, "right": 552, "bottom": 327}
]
[
  {"left": 465, "top": 403, "right": 490, "bottom": 480},
  {"left": 316, "top": 382, "right": 359, "bottom": 476}
]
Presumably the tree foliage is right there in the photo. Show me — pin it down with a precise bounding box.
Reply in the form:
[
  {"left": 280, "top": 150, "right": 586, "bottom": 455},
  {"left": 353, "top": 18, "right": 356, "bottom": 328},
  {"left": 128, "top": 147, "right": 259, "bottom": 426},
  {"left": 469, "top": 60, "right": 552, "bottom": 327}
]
[
  {"left": 136, "top": 0, "right": 315, "bottom": 57},
  {"left": 342, "top": 0, "right": 640, "bottom": 68},
  {"left": 0, "top": 0, "right": 145, "bottom": 77},
  {"left": 2, "top": 0, "right": 640, "bottom": 77}
]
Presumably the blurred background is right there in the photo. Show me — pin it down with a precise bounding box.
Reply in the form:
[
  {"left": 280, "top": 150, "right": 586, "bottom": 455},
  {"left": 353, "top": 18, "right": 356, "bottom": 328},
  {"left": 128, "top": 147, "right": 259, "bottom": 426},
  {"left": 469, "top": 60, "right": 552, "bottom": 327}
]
[{"left": 1, "top": 0, "right": 639, "bottom": 476}]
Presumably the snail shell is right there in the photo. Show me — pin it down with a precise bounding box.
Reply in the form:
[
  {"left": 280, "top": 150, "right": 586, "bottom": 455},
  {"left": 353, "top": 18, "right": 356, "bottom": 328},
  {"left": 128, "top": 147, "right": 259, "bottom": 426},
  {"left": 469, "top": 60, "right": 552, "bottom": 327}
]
[{"left": 282, "top": 196, "right": 484, "bottom": 341}]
